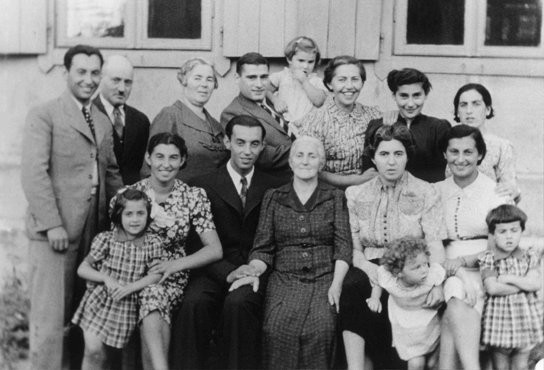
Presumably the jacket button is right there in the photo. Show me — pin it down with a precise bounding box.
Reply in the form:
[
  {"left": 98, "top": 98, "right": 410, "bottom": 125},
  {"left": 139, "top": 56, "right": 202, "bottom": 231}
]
[
  {"left": 302, "top": 252, "right": 309, "bottom": 258},
  {"left": 88, "top": 174, "right": 92, "bottom": 179},
  {"left": 300, "top": 227, "right": 307, "bottom": 233},
  {"left": 299, "top": 215, "right": 305, "bottom": 221}
]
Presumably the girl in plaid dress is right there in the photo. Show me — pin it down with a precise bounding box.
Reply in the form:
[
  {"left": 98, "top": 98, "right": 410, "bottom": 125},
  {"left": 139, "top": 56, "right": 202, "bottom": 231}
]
[
  {"left": 72, "top": 189, "right": 164, "bottom": 369},
  {"left": 480, "top": 205, "right": 543, "bottom": 370}
]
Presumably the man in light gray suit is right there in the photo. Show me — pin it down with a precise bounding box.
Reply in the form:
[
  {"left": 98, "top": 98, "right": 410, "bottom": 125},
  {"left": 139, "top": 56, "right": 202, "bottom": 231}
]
[
  {"left": 220, "top": 52, "right": 293, "bottom": 183},
  {"left": 21, "top": 44, "right": 123, "bottom": 370}
]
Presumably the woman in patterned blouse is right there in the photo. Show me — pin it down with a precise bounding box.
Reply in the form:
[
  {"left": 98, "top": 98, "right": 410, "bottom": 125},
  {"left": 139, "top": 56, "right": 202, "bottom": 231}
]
[
  {"left": 339, "top": 125, "right": 447, "bottom": 369},
  {"left": 112, "top": 132, "right": 223, "bottom": 370},
  {"left": 292, "top": 55, "right": 382, "bottom": 189},
  {"left": 451, "top": 83, "right": 520, "bottom": 202}
]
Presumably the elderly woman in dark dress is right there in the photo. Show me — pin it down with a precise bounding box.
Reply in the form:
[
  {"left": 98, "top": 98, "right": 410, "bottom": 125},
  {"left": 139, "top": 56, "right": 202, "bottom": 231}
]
[
  {"left": 146, "top": 57, "right": 228, "bottom": 182},
  {"left": 230, "top": 136, "right": 352, "bottom": 369},
  {"left": 339, "top": 125, "right": 447, "bottom": 370}
]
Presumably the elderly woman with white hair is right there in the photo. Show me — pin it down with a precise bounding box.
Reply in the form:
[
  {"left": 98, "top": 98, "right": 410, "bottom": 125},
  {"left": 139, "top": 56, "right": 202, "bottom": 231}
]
[
  {"left": 147, "top": 57, "right": 228, "bottom": 182},
  {"left": 229, "top": 136, "right": 352, "bottom": 369}
]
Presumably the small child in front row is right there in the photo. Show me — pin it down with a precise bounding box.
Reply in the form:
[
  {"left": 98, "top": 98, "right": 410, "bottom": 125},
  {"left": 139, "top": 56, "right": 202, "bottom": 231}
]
[
  {"left": 266, "top": 36, "right": 327, "bottom": 123},
  {"left": 479, "top": 204, "right": 543, "bottom": 370},
  {"left": 72, "top": 189, "right": 165, "bottom": 369},
  {"left": 366, "top": 238, "right": 445, "bottom": 370}
]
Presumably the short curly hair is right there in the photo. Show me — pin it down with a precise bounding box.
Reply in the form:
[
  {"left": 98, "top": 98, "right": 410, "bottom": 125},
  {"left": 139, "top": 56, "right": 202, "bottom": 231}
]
[{"left": 381, "top": 238, "right": 430, "bottom": 276}]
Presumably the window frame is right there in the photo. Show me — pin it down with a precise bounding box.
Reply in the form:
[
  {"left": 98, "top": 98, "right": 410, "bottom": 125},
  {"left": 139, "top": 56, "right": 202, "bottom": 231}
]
[
  {"left": 56, "top": 0, "right": 213, "bottom": 51},
  {"left": 394, "top": 0, "right": 544, "bottom": 58}
]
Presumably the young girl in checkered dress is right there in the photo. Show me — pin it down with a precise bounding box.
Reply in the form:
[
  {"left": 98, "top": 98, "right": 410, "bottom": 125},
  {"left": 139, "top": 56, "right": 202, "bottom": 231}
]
[
  {"left": 480, "top": 205, "right": 543, "bottom": 370},
  {"left": 72, "top": 189, "right": 165, "bottom": 369}
]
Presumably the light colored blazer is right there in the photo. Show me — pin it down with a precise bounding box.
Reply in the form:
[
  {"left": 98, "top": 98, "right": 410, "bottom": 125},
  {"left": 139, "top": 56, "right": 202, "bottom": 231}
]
[
  {"left": 220, "top": 94, "right": 292, "bottom": 182},
  {"left": 21, "top": 90, "right": 123, "bottom": 242}
]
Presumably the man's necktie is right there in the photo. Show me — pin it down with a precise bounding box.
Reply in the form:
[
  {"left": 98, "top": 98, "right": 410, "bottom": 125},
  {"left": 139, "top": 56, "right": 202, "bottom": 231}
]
[
  {"left": 240, "top": 176, "right": 248, "bottom": 207},
  {"left": 82, "top": 107, "right": 96, "bottom": 142},
  {"left": 113, "top": 106, "right": 124, "bottom": 140},
  {"left": 261, "top": 102, "right": 295, "bottom": 140}
]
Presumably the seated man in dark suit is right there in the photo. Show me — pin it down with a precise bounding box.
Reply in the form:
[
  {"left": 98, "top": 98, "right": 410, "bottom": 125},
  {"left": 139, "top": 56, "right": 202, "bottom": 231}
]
[
  {"left": 170, "top": 115, "right": 285, "bottom": 370},
  {"left": 221, "top": 52, "right": 293, "bottom": 183},
  {"left": 94, "top": 55, "right": 150, "bottom": 185}
]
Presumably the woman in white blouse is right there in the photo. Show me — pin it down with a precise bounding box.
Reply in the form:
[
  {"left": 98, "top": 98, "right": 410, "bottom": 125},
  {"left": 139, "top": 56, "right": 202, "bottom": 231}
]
[{"left": 437, "top": 124, "right": 510, "bottom": 370}]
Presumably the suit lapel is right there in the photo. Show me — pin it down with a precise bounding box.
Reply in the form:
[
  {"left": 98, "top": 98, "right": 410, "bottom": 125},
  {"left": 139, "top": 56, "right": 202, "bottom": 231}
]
[
  {"left": 209, "top": 166, "right": 243, "bottom": 215},
  {"left": 62, "top": 91, "right": 96, "bottom": 144},
  {"left": 237, "top": 95, "right": 288, "bottom": 137}
]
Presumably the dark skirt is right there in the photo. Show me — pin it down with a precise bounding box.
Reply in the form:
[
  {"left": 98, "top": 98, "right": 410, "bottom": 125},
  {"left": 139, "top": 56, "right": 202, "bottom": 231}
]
[{"left": 338, "top": 266, "right": 406, "bottom": 369}]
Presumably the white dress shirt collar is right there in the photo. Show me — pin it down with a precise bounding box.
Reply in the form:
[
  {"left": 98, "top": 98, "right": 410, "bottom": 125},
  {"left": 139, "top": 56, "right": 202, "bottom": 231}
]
[{"left": 226, "top": 159, "right": 255, "bottom": 195}]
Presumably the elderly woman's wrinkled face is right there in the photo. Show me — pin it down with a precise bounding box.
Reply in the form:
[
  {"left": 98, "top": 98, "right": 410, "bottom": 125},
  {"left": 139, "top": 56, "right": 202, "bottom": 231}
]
[
  {"left": 457, "top": 89, "right": 490, "bottom": 128},
  {"left": 327, "top": 64, "right": 363, "bottom": 111},
  {"left": 183, "top": 64, "right": 216, "bottom": 108},
  {"left": 372, "top": 139, "right": 408, "bottom": 186},
  {"left": 444, "top": 136, "right": 482, "bottom": 181},
  {"left": 290, "top": 141, "right": 322, "bottom": 181},
  {"left": 146, "top": 144, "right": 184, "bottom": 185}
]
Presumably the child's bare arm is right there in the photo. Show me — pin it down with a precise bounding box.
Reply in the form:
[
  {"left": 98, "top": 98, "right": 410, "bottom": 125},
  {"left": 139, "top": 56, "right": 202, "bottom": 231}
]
[
  {"left": 498, "top": 268, "right": 541, "bottom": 292},
  {"left": 483, "top": 276, "right": 521, "bottom": 296},
  {"left": 77, "top": 259, "right": 109, "bottom": 283},
  {"left": 300, "top": 79, "right": 326, "bottom": 107},
  {"left": 366, "top": 285, "right": 383, "bottom": 313},
  {"left": 110, "top": 273, "right": 161, "bottom": 301}
]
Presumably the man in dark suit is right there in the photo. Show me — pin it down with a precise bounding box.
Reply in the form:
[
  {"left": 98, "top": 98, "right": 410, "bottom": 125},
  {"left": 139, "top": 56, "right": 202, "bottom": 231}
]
[
  {"left": 171, "top": 115, "right": 285, "bottom": 370},
  {"left": 21, "top": 45, "right": 122, "bottom": 370},
  {"left": 221, "top": 52, "right": 292, "bottom": 183},
  {"left": 94, "top": 55, "right": 150, "bottom": 185}
]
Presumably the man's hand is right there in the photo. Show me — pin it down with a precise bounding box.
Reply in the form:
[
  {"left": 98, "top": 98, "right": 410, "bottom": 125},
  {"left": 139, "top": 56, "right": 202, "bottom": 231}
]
[{"left": 47, "top": 226, "right": 69, "bottom": 252}]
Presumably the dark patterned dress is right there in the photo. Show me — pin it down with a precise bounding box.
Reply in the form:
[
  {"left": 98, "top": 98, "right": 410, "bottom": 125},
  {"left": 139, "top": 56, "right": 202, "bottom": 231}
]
[
  {"left": 250, "top": 182, "right": 352, "bottom": 369},
  {"left": 479, "top": 248, "right": 543, "bottom": 349},
  {"left": 115, "top": 178, "right": 216, "bottom": 323},
  {"left": 72, "top": 230, "right": 164, "bottom": 348}
]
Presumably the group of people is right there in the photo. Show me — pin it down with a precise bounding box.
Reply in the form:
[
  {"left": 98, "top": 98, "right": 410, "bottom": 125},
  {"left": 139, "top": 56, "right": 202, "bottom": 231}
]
[{"left": 20, "top": 35, "right": 541, "bottom": 370}]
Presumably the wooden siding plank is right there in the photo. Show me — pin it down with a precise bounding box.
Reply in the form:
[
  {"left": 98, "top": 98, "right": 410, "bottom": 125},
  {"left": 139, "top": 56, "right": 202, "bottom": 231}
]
[
  {"left": 355, "top": 0, "right": 382, "bottom": 60},
  {"left": 296, "top": 0, "right": 328, "bottom": 57},
  {"left": 327, "top": 0, "right": 357, "bottom": 57},
  {"left": 259, "top": 0, "right": 285, "bottom": 56},
  {"left": 235, "top": 0, "right": 261, "bottom": 55},
  {"left": 222, "top": 0, "right": 240, "bottom": 56},
  {"left": 19, "top": 0, "right": 47, "bottom": 53},
  {"left": 0, "top": 0, "right": 21, "bottom": 53}
]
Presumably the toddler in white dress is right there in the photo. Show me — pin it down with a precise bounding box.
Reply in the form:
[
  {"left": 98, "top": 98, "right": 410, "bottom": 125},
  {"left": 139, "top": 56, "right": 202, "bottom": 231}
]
[{"left": 366, "top": 238, "right": 445, "bottom": 370}]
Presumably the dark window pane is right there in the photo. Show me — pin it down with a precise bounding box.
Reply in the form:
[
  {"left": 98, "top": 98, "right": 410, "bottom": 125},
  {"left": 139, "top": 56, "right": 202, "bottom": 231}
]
[
  {"left": 406, "top": 0, "right": 465, "bottom": 45},
  {"left": 67, "top": 0, "right": 126, "bottom": 38},
  {"left": 485, "top": 0, "right": 542, "bottom": 46},
  {"left": 148, "top": 0, "right": 201, "bottom": 39}
]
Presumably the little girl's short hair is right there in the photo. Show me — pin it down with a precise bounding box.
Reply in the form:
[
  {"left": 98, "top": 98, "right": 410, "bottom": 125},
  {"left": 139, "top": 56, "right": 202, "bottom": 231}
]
[
  {"left": 381, "top": 238, "right": 430, "bottom": 276},
  {"left": 486, "top": 204, "right": 527, "bottom": 234},
  {"left": 284, "top": 36, "right": 321, "bottom": 65},
  {"left": 111, "top": 188, "right": 153, "bottom": 231}
]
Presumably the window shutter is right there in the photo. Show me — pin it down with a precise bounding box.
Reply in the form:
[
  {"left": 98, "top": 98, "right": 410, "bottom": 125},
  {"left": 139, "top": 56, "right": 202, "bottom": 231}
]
[
  {"left": 0, "top": 0, "right": 47, "bottom": 54},
  {"left": 222, "top": 0, "right": 382, "bottom": 60}
]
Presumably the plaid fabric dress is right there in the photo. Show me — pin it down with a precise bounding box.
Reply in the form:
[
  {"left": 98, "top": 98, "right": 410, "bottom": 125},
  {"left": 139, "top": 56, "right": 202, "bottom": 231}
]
[
  {"left": 479, "top": 248, "right": 544, "bottom": 349},
  {"left": 118, "top": 179, "right": 216, "bottom": 324},
  {"left": 72, "top": 230, "right": 164, "bottom": 348}
]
